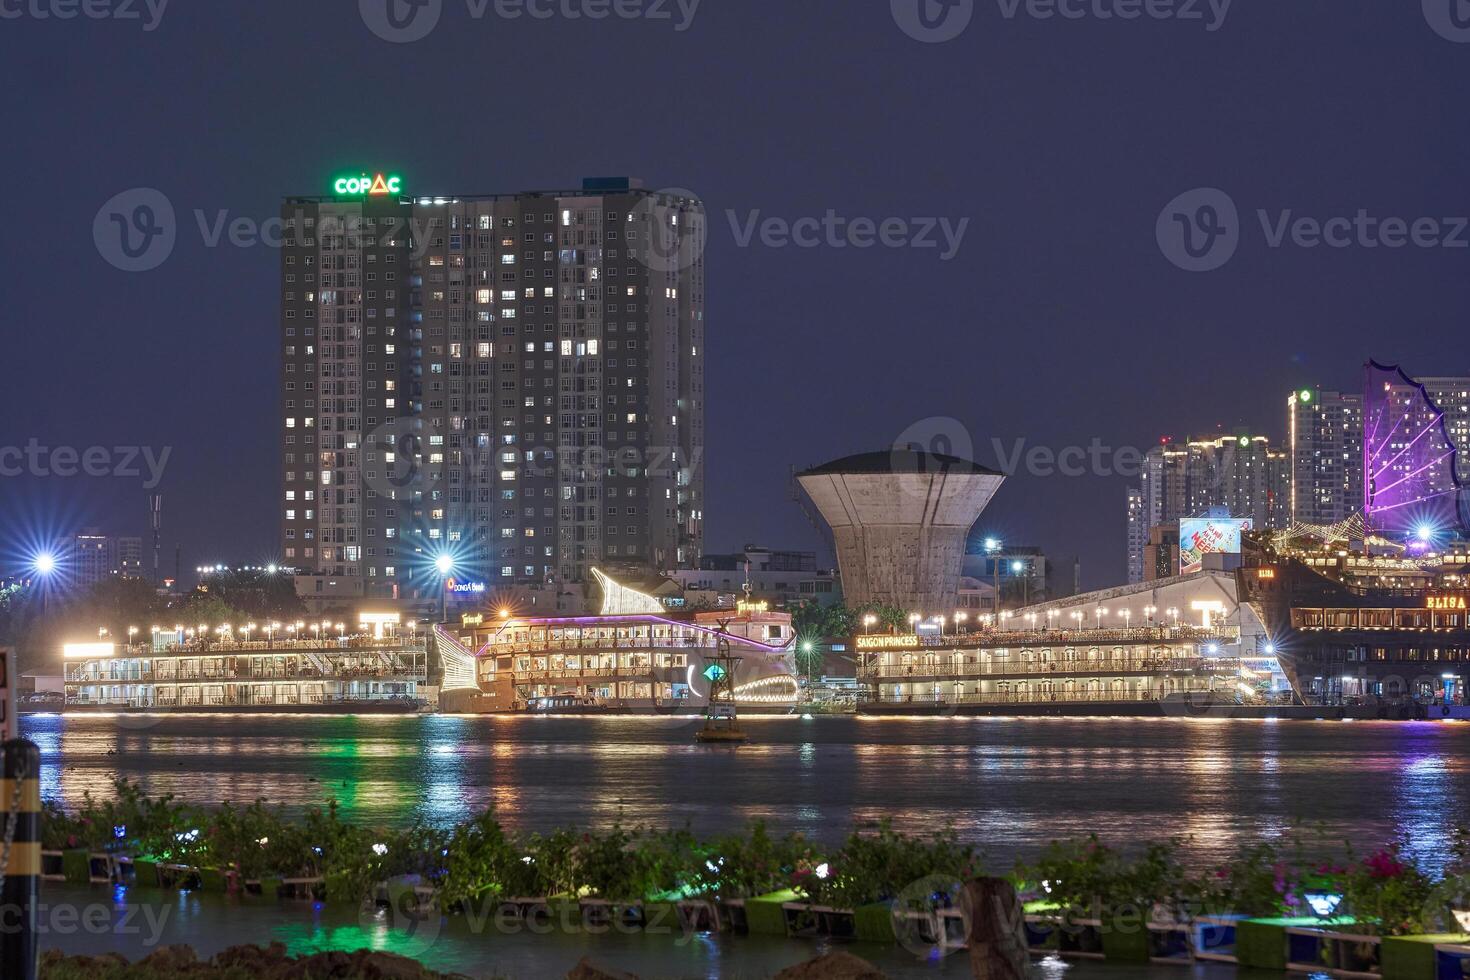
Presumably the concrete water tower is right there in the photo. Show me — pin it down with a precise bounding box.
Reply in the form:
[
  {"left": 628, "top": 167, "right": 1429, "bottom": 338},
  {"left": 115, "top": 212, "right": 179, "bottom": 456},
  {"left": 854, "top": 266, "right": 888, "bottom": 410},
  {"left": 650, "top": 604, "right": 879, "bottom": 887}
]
[{"left": 796, "top": 449, "right": 1005, "bottom": 615}]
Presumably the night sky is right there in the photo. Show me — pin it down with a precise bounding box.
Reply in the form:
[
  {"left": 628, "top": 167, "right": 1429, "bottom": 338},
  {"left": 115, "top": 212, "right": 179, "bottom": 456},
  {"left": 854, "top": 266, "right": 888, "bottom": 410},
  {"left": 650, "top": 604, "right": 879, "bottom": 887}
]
[{"left": 4, "top": 0, "right": 1469, "bottom": 588}]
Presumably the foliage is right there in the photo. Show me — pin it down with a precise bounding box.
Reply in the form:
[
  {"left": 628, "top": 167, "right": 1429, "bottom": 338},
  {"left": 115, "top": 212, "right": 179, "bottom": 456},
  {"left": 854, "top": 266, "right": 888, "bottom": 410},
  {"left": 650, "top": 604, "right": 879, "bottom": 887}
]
[
  {"left": 801, "top": 820, "right": 980, "bottom": 910},
  {"left": 1020, "top": 835, "right": 1191, "bottom": 921},
  {"left": 789, "top": 600, "right": 910, "bottom": 640},
  {"left": 1341, "top": 842, "right": 1437, "bottom": 936},
  {"left": 38, "top": 786, "right": 1470, "bottom": 934},
  {"left": 692, "top": 819, "right": 819, "bottom": 899},
  {"left": 1192, "top": 826, "right": 1345, "bottom": 918}
]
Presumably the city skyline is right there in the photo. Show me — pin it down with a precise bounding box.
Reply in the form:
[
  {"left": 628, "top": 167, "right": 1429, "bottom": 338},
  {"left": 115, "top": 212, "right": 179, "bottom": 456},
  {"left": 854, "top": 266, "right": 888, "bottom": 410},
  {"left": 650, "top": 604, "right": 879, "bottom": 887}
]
[{"left": 6, "top": 4, "right": 1470, "bottom": 593}]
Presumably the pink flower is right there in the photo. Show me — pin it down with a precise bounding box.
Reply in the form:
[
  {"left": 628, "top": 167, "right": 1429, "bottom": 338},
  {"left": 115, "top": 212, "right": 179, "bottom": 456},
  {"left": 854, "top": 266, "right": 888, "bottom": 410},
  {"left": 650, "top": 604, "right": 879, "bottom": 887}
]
[{"left": 1365, "top": 850, "right": 1406, "bottom": 879}]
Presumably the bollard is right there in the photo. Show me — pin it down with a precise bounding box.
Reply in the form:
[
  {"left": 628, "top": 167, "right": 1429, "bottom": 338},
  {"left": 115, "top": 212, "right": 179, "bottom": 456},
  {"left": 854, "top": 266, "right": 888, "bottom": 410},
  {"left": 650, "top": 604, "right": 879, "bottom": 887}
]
[{"left": 0, "top": 738, "right": 40, "bottom": 980}]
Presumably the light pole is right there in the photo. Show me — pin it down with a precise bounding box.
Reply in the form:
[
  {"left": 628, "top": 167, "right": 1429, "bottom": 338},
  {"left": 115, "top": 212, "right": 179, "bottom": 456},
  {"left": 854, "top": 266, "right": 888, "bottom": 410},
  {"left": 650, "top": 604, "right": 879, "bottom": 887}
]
[
  {"left": 955, "top": 612, "right": 968, "bottom": 633},
  {"left": 1144, "top": 605, "right": 1157, "bottom": 626},
  {"left": 863, "top": 614, "right": 877, "bottom": 634},
  {"left": 1011, "top": 559, "right": 1028, "bottom": 607},
  {"left": 31, "top": 552, "right": 57, "bottom": 616},
  {"left": 1095, "top": 607, "right": 1107, "bottom": 630},
  {"left": 1167, "top": 607, "right": 1180, "bottom": 628},
  {"left": 984, "top": 538, "right": 1002, "bottom": 614},
  {"left": 435, "top": 554, "right": 455, "bottom": 624}
]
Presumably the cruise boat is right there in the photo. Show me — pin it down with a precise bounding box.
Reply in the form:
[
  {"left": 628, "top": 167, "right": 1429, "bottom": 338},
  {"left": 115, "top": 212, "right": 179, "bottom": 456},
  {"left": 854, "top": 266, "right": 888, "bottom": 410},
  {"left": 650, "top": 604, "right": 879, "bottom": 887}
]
[
  {"left": 1238, "top": 550, "right": 1470, "bottom": 717},
  {"left": 434, "top": 570, "right": 800, "bottom": 713},
  {"left": 855, "top": 621, "right": 1243, "bottom": 716},
  {"left": 61, "top": 613, "right": 429, "bottom": 713}
]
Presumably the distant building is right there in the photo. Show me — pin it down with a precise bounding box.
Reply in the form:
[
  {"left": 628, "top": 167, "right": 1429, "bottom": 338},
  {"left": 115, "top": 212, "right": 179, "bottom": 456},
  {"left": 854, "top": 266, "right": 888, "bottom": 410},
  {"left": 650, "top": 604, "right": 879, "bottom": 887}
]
[
  {"left": 666, "top": 545, "right": 840, "bottom": 608},
  {"left": 1126, "top": 434, "right": 1288, "bottom": 584},
  {"left": 1126, "top": 487, "right": 1147, "bottom": 584},
  {"left": 1142, "top": 524, "right": 1180, "bottom": 582},
  {"left": 278, "top": 176, "right": 706, "bottom": 611},
  {"left": 69, "top": 530, "right": 145, "bottom": 589},
  {"left": 1288, "top": 387, "right": 1364, "bottom": 527},
  {"left": 962, "top": 541, "right": 1080, "bottom": 610}
]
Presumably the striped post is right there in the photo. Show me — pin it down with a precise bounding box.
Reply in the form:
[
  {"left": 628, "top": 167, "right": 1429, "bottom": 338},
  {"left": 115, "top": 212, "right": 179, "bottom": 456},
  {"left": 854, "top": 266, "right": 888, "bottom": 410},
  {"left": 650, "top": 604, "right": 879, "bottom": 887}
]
[{"left": 0, "top": 738, "right": 40, "bottom": 980}]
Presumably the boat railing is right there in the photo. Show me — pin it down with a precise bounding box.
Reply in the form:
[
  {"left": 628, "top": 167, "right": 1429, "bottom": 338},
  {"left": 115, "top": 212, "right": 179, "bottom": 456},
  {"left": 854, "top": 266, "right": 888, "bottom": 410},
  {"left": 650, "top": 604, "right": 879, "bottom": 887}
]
[{"left": 860, "top": 657, "right": 1242, "bottom": 680}]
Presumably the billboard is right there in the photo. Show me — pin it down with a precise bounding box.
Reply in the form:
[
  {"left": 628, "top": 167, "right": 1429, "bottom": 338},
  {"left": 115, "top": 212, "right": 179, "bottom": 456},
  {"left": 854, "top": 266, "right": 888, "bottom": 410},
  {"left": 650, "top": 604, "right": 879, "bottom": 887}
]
[{"left": 1179, "top": 517, "right": 1253, "bottom": 575}]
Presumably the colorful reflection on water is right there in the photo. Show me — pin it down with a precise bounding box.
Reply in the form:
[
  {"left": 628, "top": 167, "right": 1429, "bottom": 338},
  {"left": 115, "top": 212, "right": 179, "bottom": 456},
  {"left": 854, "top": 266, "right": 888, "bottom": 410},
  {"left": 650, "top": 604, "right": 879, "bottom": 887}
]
[{"left": 22, "top": 714, "right": 1470, "bottom": 871}]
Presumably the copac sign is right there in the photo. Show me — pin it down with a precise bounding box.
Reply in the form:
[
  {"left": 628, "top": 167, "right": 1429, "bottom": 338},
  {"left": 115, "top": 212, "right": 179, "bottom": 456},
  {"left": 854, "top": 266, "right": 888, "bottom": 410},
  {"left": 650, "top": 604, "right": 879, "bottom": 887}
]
[{"left": 332, "top": 173, "right": 403, "bottom": 197}]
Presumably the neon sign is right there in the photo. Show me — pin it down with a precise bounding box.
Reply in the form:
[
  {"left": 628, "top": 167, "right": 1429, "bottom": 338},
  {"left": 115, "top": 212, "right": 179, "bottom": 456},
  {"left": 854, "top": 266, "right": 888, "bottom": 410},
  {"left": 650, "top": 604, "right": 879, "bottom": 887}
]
[
  {"left": 332, "top": 173, "right": 403, "bottom": 197},
  {"left": 445, "top": 579, "right": 486, "bottom": 595},
  {"left": 1426, "top": 595, "right": 1468, "bottom": 611}
]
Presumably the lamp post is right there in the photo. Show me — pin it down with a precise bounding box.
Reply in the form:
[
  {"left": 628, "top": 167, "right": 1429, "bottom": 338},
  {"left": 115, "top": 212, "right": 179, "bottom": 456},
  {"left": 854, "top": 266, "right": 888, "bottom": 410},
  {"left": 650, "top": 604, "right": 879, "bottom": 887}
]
[
  {"left": 1011, "top": 559, "right": 1028, "bottom": 607},
  {"left": 1144, "top": 605, "right": 1157, "bottom": 626},
  {"left": 863, "top": 614, "right": 877, "bottom": 634},
  {"left": 1095, "top": 607, "right": 1107, "bottom": 630},
  {"left": 1167, "top": 607, "right": 1180, "bottom": 628},
  {"left": 955, "top": 612, "right": 968, "bottom": 633},
  {"left": 984, "top": 538, "right": 1002, "bottom": 613},
  {"left": 31, "top": 552, "right": 56, "bottom": 616},
  {"left": 435, "top": 554, "right": 455, "bottom": 624}
]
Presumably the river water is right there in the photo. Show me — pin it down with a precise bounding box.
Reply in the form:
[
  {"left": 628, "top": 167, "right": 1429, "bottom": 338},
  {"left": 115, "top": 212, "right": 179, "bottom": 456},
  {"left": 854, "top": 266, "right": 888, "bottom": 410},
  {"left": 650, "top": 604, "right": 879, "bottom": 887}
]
[{"left": 22, "top": 713, "right": 1470, "bottom": 872}]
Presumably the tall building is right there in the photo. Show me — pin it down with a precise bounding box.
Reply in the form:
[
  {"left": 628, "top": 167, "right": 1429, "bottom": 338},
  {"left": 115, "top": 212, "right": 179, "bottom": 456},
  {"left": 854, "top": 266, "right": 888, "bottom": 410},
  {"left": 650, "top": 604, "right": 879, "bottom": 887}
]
[
  {"left": 1362, "top": 366, "right": 1470, "bottom": 536},
  {"left": 69, "top": 530, "right": 144, "bottom": 589},
  {"left": 1126, "top": 487, "right": 1146, "bottom": 583},
  {"left": 1420, "top": 378, "right": 1470, "bottom": 484},
  {"left": 280, "top": 175, "right": 706, "bottom": 608},
  {"left": 1126, "top": 434, "right": 1288, "bottom": 581},
  {"left": 1288, "top": 387, "right": 1364, "bottom": 527}
]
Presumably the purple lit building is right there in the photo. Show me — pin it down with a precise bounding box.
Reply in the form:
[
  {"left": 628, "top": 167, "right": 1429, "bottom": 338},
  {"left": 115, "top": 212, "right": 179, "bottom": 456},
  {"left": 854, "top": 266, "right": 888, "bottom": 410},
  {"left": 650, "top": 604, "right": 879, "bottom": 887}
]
[{"left": 1363, "top": 361, "right": 1469, "bottom": 541}]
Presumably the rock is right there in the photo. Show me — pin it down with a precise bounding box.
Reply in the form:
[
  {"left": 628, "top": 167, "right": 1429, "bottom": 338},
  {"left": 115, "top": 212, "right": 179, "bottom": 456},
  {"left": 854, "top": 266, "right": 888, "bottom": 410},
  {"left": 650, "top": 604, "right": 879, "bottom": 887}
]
[
  {"left": 566, "top": 954, "right": 640, "bottom": 980},
  {"left": 139, "top": 944, "right": 200, "bottom": 973},
  {"left": 774, "top": 951, "right": 887, "bottom": 980}
]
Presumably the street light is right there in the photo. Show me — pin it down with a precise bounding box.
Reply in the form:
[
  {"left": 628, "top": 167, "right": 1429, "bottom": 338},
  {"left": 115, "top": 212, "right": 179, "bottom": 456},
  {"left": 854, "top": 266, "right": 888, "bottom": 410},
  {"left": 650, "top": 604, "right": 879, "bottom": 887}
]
[
  {"left": 862, "top": 613, "right": 877, "bottom": 633},
  {"left": 31, "top": 552, "right": 57, "bottom": 614},
  {"left": 435, "top": 554, "right": 455, "bottom": 623},
  {"left": 1144, "top": 605, "right": 1157, "bottom": 624},
  {"left": 1095, "top": 607, "right": 1108, "bottom": 630},
  {"left": 1167, "top": 607, "right": 1180, "bottom": 627}
]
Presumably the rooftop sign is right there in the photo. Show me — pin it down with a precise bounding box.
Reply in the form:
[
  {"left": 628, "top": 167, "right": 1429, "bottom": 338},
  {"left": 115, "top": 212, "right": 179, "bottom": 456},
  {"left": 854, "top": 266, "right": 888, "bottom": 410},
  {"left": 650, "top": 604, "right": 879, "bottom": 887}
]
[{"left": 332, "top": 173, "right": 403, "bottom": 197}]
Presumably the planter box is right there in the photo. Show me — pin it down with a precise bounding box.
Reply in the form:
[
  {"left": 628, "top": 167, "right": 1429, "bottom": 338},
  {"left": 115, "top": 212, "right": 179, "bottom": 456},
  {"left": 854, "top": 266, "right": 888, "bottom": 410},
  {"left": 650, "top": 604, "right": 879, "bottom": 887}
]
[
  {"left": 197, "top": 867, "right": 230, "bottom": 892},
  {"left": 1379, "top": 934, "right": 1470, "bottom": 980},
  {"left": 1100, "top": 924, "right": 1150, "bottom": 963},
  {"left": 1236, "top": 916, "right": 1354, "bottom": 971},
  {"left": 41, "top": 850, "right": 65, "bottom": 882},
  {"left": 744, "top": 890, "right": 800, "bottom": 936},
  {"left": 131, "top": 858, "right": 161, "bottom": 888},
  {"left": 854, "top": 903, "right": 899, "bottom": 944},
  {"left": 1287, "top": 926, "right": 1380, "bottom": 978}
]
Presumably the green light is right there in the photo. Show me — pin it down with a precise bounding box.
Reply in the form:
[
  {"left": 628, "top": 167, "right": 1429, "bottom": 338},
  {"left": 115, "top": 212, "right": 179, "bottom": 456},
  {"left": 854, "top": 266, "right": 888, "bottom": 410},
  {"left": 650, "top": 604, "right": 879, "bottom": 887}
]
[
  {"left": 1238, "top": 436, "right": 1250, "bottom": 447},
  {"left": 332, "top": 172, "right": 403, "bottom": 197},
  {"left": 702, "top": 663, "right": 727, "bottom": 682},
  {"left": 1300, "top": 389, "right": 1313, "bottom": 403}
]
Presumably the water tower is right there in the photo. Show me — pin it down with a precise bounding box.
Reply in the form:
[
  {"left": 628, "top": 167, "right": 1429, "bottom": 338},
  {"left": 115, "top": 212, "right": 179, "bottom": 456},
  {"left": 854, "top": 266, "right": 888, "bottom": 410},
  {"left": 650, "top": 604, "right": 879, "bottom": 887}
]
[{"left": 796, "top": 449, "right": 1005, "bottom": 615}]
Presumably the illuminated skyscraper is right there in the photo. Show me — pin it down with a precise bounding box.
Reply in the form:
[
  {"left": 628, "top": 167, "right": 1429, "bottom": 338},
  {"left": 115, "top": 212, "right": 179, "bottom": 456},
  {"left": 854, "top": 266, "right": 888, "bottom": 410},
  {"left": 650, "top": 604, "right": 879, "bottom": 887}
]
[
  {"left": 280, "top": 175, "right": 706, "bottom": 606},
  {"left": 1288, "top": 387, "right": 1364, "bottom": 527}
]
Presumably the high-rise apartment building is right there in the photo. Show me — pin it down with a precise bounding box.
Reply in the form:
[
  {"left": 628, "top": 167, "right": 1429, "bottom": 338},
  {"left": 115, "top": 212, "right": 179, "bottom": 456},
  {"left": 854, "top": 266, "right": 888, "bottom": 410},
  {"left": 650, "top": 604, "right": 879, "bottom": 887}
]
[
  {"left": 1125, "top": 487, "right": 1146, "bottom": 583},
  {"left": 280, "top": 175, "right": 706, "bottom": 607},
  {"left": 69, "top": 530, "right": 144, "bottom": 589},
  {"left": 1415, "top": 377, "right": 1470, "bottom": 484},
  {"left": 1125, "top": 435, "right": 1288, "bottom": 582},
  {"left": 1288, "top": 388, "right": 1365, "bottom": 527}
]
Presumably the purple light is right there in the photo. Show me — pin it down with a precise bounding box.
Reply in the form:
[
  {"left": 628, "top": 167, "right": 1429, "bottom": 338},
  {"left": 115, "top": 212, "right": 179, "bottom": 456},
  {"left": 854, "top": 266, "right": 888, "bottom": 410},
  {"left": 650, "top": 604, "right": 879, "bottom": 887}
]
[{"left": 1364, "top": 362, "right": 1467, "bottom": 537}]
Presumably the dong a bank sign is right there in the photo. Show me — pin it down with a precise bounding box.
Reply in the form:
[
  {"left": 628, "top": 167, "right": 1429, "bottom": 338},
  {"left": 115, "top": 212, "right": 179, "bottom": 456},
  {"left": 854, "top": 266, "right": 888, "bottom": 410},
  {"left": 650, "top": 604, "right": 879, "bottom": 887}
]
[
  {"left": 445, "top": 579, "right": 487, "bottom": 596},
  {"left": 331, "top": 172, "right": 404, "bottom": 197}
]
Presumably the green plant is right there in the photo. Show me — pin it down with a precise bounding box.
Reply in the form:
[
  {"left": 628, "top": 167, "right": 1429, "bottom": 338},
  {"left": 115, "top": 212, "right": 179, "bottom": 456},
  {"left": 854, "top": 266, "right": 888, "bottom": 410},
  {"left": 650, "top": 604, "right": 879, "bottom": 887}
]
[
  {"left": 802, "top": 820, "right": 980, "bottom": 911},
  {"left": 1342, "top": 843, "right": 1436, "bottom": 936}
]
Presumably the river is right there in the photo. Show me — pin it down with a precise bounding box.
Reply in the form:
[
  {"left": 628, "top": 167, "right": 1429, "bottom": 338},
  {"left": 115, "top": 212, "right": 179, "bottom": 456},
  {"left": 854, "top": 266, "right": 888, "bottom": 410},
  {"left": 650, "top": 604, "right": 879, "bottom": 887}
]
[{"left": 22, "top": 713, "right": 1470, "bottom": 871}]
